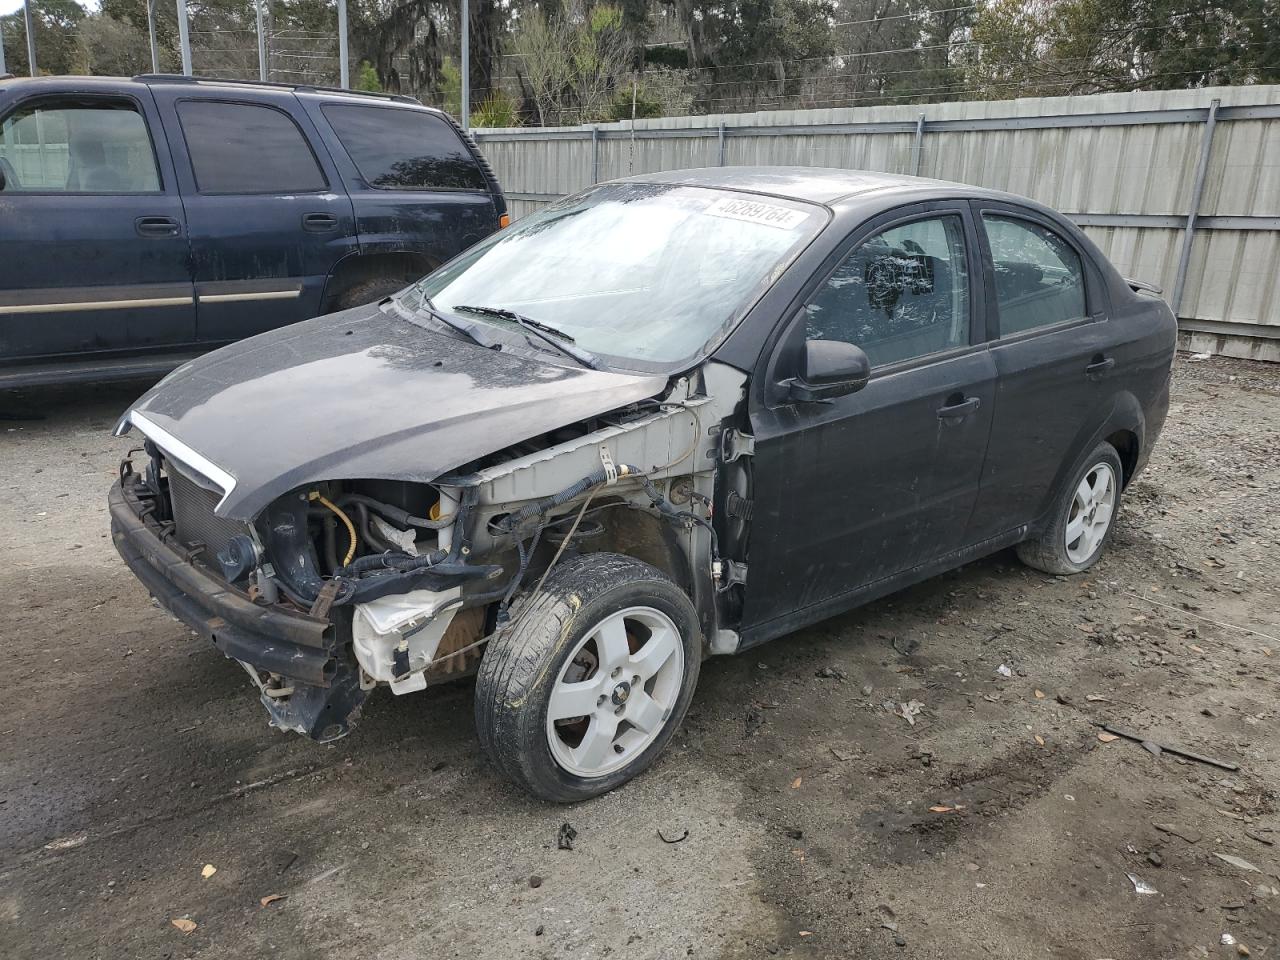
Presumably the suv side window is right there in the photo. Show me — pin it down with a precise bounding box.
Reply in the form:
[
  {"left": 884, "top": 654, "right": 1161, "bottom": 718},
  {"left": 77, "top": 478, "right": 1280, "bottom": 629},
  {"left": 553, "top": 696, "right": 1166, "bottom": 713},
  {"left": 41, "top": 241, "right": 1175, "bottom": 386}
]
[
  {"left": 0, "top": 98, "right": 160, "bottom": 193},
  {"left": 321, "top": 104, "right": 487, "bottom": 190},
  {"left": 176, "top": 100, "right": 326, "bottom": 194},
  {"left": 983, "top": 214, "right": 1086, "bottom": 335},
  {"left": 804, "top": 215, "right": 970, "bottom": 367}
]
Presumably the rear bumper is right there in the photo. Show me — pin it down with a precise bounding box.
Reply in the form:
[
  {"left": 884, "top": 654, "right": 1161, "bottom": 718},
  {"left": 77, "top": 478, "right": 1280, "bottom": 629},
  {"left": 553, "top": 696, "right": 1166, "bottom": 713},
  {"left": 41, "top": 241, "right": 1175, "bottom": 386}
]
[{"left": 110, "top": 472, "right": 366, "bottom": 740}]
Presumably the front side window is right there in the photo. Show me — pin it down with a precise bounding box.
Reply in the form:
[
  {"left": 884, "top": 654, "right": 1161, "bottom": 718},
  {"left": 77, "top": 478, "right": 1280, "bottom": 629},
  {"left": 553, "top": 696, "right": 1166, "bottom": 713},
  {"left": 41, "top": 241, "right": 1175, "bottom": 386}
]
[
  {"left": 321, "top": 104, "right": 486, "bottom": 190},
  {"left": 177, "top": 100, "right": 326, "bottom": 194},
  {"left": 399, "top": 183, "right": 823, "bottom": 368},
  {"left": 984, "top": 214, "right": 1086, "bottom": 335},
  {"left": 0, "top": 98, "right": 160, "bottom": 193},
  {"left": 804, "top": 215, "right": 970, "bottom": 367}
]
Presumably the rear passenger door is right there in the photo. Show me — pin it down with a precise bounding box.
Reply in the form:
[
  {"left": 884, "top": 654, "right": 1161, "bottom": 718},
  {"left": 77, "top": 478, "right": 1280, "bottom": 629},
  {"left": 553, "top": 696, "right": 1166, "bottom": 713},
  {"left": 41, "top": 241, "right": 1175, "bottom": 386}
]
[
  {"left": 303, "top": 100, "right": 500, "bottom": 266},
  {"left": 0, "top": 91, "right": 194, "bottom": 361},
  {"left": 965, "top": 202, "right": 1122, "bottom": 541},
  {"left": 151, "top": 89, "right": 357, "bottom": 344}
]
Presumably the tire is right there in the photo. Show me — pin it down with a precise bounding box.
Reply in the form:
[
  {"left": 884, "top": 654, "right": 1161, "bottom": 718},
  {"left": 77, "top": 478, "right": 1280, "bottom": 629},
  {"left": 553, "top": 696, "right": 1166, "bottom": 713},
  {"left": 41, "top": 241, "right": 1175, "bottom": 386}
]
[
  {"left": 333, "top": 276, "right": 409, "bottom": 311},
  {"left": 474, "top": 552, "right": 702, "bottom": 802},
  {"left": 1016, "top": 441, "right": 1123, "bottom": 575}
]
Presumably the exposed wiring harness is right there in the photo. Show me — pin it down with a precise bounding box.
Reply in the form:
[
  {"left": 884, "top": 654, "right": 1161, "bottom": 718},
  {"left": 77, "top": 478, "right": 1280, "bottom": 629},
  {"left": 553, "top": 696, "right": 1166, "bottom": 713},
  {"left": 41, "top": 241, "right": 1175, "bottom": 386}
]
[{"left": 308, "top": 491, "right": 357, "bottom": 566}]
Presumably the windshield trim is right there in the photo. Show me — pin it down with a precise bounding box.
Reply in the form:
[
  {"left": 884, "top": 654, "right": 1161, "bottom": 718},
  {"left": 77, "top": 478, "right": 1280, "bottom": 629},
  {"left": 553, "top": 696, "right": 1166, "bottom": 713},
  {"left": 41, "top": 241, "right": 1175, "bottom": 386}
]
[{"left": 400, "top": 183, "right": 833, "bottom": 375}]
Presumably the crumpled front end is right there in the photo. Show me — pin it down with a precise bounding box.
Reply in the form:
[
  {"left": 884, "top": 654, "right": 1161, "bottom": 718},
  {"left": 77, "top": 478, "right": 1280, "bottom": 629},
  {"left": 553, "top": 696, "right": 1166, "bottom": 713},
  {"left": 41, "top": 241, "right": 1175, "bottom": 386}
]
[{"left": 109, "top": 458, "right": 368, "bottom": 741}]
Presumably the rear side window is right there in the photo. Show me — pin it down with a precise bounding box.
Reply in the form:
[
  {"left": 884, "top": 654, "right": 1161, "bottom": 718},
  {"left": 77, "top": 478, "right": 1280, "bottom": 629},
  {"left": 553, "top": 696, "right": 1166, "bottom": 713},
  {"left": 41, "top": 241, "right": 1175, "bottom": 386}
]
[
  {"left": 321, "top": 104, "right": 487, "bottom": 190},
  {"left": 983, "top": 215, "right": 1087, "bottom": 335},
  {"left": 0, "top": 98, "right": 160, "bottom": 193},
  {"left": 177, "top": 100, "right": 326, "bottom": 194}
]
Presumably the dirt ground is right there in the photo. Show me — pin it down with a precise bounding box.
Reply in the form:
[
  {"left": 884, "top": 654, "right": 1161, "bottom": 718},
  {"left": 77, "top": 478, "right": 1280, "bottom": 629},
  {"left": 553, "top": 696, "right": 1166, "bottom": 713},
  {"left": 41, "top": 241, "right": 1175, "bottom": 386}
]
[{"left": 0, "top": 354, "right": 1276, "bottom": 960}]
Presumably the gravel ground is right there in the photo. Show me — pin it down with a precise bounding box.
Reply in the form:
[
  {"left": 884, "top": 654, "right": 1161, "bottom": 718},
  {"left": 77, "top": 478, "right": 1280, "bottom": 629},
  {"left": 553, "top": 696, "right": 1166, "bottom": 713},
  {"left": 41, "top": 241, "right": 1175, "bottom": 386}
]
[{"left": 0, "top": 354, "right": 1277, "bottom": 960}]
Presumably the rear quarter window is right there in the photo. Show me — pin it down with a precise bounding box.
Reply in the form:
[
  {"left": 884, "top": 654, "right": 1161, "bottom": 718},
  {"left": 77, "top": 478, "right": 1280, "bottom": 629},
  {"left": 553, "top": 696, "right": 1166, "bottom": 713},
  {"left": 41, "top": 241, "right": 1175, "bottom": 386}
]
[{"left": 321, "top": 103, "right": 487, "bottom": 191}]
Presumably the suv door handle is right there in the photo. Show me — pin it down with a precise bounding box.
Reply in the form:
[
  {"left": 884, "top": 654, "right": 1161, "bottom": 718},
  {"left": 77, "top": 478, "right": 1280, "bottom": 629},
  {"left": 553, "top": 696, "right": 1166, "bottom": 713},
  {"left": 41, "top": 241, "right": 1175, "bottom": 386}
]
[
  {"left": 135, "top": 216, "right": 181, "bottom": 238},
  {"left": 1085, "top": 355, "right": 1115, "bottom": 380},
  {"left": 302, "top": 212, "right": 338, "bottom": 232},
  {"left": 937, "top": 395, "right": 981, "bottom": 420}
]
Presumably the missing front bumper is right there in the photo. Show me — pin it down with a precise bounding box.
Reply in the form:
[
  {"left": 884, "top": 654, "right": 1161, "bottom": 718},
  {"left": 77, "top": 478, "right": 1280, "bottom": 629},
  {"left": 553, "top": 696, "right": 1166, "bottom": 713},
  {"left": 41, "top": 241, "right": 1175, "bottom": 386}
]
[{"left": 108, "top": 473, "right": 368, "bottom": 741}]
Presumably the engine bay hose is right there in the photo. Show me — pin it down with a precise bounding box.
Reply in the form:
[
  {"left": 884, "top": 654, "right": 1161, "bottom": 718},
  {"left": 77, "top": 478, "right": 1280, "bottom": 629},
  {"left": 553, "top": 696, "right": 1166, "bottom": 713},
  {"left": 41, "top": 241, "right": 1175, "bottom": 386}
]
[
  {"left": 336, "top": 493, "right": 455, "bottom": 530},
  {"left": 496, "top": 464, "right": 639, "bottom": 533},
  {"left": 308, "top": 491, "right": 357, "bottom": 566}
]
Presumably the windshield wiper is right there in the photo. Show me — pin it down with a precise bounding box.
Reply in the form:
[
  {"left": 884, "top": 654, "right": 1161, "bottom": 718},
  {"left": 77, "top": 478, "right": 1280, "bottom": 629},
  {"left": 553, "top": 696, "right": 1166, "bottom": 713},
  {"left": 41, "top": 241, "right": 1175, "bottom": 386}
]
[
  {"left": 453, "top": 304, "right": 599, "bottom": 370},
  {"left": 397, "top": 295, "right": 500, "bottom": 350}
]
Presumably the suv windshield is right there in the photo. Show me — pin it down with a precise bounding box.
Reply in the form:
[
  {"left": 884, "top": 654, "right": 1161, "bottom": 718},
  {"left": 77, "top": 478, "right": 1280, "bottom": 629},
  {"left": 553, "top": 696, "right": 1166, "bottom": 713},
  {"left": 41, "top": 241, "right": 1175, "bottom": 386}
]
[{"left": 398, "top": 182, "right": 823, "bottom": 368}]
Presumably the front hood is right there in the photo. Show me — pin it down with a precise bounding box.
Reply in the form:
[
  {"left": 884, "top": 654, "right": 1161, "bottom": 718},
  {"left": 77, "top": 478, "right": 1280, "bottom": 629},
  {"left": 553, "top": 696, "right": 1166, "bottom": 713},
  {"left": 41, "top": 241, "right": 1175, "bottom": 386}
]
[{"left": 120, "top": 304, "right": 667, "bottom": 519}]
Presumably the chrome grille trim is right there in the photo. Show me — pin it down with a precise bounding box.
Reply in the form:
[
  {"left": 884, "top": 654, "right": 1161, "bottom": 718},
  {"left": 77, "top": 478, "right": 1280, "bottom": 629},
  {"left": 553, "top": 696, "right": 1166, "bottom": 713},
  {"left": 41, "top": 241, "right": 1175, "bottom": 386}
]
[{"left": 123, "top": 412, "right": 237, "bottom": 515}]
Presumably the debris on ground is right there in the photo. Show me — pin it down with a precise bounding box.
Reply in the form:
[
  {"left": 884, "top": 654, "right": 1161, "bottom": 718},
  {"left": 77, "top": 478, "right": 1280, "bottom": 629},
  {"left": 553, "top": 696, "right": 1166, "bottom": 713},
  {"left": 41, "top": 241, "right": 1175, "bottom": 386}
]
[
  {"left": 1152, "top": 822, "right": 1201, "bottom": 844},
  {"left": 996, "top": 664, "right": 1013, "bottom": 678},
  {"left": 815, "top": 666, "right": 847, "bottom": 680},
  {"left": 1126, "top": 873, "right": 1159, "bottom": 895},
  {"left": 556, "top": 822, "right": 577, "bottom": 851},
  {"left": 1213, "top": 853, "right": 1261, "bottom": 874},
  {"left": 745, "top": 708, "right": 765, "bottom": 737},
  {"left": 860, "top": 683, "right": 874, "bottom": 696},
  {"left": 830, "top": 746, "right": 857, "bottom": 761},
  {"left": 892, "top": 635, "right": 920, "bottom": 657},
  {"left": 171, "top": 918, "right": 197, "bottom": 934},
  {"left": 1098, "top": 723, "right": 1239, "bottom": 771},
  {"left": 658, "top": 828, "right": 689, "bottom": 844},
  {"left": 259, "top": 894, "right": 286, "bottom": 907},
  {"left": 528, "top": 875, "right": 543, "bottom": 888},
  {"left": 200, "top": 864, "right": 216, "bottom": 879},
  {"left": 1097, "top": 732, "right": 1120, "bottom": 743},
  {"left": 790, "top": 776, "right": 803, "bottom": 789},
  {"left": 894, "top": 700, "right": 924, "bottom": 726},
  {"left": 1244, "top": 830, "right": 1274, "bottom": 846}
]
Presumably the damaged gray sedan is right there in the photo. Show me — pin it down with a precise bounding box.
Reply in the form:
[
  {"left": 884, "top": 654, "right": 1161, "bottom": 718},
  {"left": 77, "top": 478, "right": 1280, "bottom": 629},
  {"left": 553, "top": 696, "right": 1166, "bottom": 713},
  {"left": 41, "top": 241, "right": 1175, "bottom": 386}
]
[{"left": 111, "top": 167, "right": 1175, "bottom": 801}]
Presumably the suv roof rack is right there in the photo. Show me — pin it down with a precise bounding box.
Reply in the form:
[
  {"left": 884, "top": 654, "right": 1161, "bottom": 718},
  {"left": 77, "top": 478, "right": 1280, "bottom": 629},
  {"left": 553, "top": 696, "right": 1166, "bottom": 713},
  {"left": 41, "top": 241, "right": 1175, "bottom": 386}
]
[{"left": 132, "top": 74, "right": 422, "bottom": 106}]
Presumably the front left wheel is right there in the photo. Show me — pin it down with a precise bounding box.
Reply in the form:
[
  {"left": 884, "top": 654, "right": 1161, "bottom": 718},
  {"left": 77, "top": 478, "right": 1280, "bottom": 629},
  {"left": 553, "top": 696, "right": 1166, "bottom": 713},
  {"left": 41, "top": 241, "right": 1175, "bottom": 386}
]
[{"left": 474, "top": 553, "right": 702, "bottom": 802}]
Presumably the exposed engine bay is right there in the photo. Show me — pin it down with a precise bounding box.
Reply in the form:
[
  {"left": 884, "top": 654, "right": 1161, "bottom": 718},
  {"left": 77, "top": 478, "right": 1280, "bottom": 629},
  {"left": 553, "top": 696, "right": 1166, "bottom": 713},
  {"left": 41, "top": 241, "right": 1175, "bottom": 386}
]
[{"left": 114, "top": 363, "right": 749, "bottom": 742}]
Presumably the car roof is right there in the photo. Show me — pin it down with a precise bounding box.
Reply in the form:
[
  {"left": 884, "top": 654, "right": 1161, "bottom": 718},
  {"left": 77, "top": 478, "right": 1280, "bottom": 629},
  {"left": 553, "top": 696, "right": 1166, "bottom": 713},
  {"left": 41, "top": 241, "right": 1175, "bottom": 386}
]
[
  {"left": 623, "top": 165, "right": 1013, "bottom": 207},
  {"left": 0, "top": 74, "right": 433, "bottom": 111}
]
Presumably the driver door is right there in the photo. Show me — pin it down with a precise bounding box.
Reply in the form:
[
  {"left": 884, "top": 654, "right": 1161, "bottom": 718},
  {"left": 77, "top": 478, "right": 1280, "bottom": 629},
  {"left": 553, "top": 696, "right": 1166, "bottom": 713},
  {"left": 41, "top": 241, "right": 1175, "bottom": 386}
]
[{"left": 740, "top": 201, "right": 997, "bottom": 644}]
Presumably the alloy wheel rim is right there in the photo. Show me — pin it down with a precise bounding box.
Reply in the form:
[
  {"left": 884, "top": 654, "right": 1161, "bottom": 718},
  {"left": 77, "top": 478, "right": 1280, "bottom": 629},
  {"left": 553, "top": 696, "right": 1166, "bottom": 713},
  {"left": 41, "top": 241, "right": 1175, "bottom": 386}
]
[
  {"left": 546, "top": 606, "right": 684, "bottom": 779},
  {"left": 1065, "top": 461, "right": 1117, "bottom": 564}
]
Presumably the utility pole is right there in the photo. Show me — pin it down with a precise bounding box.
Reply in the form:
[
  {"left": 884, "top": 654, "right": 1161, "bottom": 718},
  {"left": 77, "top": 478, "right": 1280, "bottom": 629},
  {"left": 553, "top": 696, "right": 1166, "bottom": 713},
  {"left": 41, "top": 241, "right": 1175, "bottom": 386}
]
[
  {"left": 337, "top": 0, "right": 349, "bottom": 88},
  {"left": 176, "top": 0, "right": 192, "bottom": 75},
  {"left": 460, "top": 0, "right": 470, "bottom": 129},
  {"left": 23, "top": 0, "right": 37, "bottom": 76},
  {"left": 255, "top": 0, "right": 267, "bottom": 81},
  {"left": 145, "top": 0, "right": 159, "bottom": 73}
]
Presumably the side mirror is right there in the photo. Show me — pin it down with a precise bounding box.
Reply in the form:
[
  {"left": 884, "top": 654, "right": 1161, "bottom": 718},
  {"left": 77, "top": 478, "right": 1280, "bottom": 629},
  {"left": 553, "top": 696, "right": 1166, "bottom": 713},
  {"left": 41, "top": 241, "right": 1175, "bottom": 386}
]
[{"left": 787, "top": 339, "right": 871, "bottom": 403}]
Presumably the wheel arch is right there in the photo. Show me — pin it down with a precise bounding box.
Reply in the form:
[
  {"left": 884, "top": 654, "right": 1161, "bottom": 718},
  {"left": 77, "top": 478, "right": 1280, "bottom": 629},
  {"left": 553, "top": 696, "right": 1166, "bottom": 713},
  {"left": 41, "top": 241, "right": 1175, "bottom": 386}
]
[
  {"left": 320, "top": 250, "right": 439, "bottom": 313},
  {"left": 1037, "top": 390, "right": 1146, "bottom": 526}
]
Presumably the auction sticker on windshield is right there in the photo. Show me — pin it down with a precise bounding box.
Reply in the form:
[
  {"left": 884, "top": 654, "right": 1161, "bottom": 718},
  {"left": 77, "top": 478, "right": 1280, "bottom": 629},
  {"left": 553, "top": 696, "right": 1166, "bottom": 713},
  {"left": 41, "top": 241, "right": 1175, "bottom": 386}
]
[{"left": 705, "top": 196, "right": 810, "bottom": 230}]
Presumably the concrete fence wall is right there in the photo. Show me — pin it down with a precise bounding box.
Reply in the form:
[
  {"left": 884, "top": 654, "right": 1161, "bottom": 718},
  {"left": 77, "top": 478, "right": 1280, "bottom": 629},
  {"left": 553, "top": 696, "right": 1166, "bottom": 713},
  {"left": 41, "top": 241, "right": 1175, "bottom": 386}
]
[{"left": 474, "top": 85, "right": 1280, "bottom": 362}]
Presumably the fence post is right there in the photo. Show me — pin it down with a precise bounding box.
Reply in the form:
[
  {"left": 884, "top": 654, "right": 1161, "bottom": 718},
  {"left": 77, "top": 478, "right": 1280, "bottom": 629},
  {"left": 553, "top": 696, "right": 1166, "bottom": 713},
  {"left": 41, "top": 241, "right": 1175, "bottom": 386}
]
[
  {"left": 717, "top": 121, "right": 726, "bottom": 166},
  {"left": 255, "top": 0, "right": 267, "bottom": 81},
  {"left": 22, "top": 0, "right": 36, "bottom": 76},
  {"left": 145, "top": 0, "right": 159, "bottom": 73},
  {"left": 0, "top": 16, "right": 7, "bottom": 76},
  {"left": 459, "top": 0, "right": 469, "bottom": 128},
  {"left": 591, "top": 125, "right": 599, "bottom": 184},
  {"left": 337, "top": 0, "right": 350, "bottom": 89},
  {"left": 176, "top": 0, "right": 192, "bottom": 75},
  {"left": 912, "top": 112, "right": 926, "bottom": 176},
  {"left": 1172, "top": 98, "right": 1220, "bottom": 317}
]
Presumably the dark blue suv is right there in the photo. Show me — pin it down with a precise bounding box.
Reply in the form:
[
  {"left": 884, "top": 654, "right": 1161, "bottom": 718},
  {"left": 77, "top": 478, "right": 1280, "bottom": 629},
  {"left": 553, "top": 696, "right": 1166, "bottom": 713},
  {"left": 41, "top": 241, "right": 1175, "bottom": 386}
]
[{"left": 0, "top": 74, "right": 507, "bottom": 388}]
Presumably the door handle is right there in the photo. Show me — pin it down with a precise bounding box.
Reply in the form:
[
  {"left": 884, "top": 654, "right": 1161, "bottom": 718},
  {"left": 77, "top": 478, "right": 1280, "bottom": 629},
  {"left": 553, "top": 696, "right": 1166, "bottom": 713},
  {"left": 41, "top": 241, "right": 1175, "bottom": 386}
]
[
  {"left": 937, "top": 395, "right": 981, "bottom": 420},
  {"left": 302, "top": 212, "right": 338, "bottom": 232},
  {"left": 135, "top": 216, "right": 181, "bottom": 238},
  {"left": 1085, "top": 355, "right": 1115, "bottom": 380}
]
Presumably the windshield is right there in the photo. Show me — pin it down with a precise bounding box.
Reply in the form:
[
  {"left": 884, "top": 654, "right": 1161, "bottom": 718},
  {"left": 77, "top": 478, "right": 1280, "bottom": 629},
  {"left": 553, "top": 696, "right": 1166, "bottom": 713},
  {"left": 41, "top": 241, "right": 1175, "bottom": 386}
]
[{"left": 399, "top": 182, "right": 824, "bottom": 369}]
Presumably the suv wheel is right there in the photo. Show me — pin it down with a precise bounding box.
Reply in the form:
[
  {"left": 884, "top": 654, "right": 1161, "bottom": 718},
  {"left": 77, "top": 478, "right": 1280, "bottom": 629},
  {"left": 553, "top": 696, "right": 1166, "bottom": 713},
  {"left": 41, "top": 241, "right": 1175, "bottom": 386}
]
[
  {"left": 474, "top": 553, "right": 701, "bottom": 802},
  {"left": 333, "top": 276, "right": 409, "bottom": 311},
  {"left": 1017, "top": 441, "right": 1123, "bottom": 575}
]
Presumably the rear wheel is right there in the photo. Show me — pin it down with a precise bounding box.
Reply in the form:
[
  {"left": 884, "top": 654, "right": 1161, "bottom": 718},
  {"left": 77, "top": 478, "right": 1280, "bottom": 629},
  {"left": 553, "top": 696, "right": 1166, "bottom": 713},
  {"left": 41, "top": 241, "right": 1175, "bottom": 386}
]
[
  {"left": 474, "top": 553, "right": 701, "bottom": 802},
  {"left": 1017, "top": 442, "right": 1122, "bottom": 575}
]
